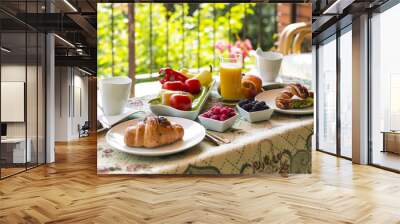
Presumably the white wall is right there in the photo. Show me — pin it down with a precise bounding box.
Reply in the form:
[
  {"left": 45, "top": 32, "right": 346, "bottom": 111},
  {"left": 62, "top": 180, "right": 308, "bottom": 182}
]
[
  {"left": 54, "top": 67, "right": 89, "bottom": 141},
  {"left": 1, "top": 64, "right": 46, "bottom": 164},
  {"left": 72, "top": 73, "right": 89, "bottom": 138},
  {"left": 1, "top": 65, "right": 26, "bottom": 138},
  {"left": 1, "top": 65, "right": 43, "bottom": 138},
  {"left": 55, "top": 66, "right": 69, "bottom": 141}
]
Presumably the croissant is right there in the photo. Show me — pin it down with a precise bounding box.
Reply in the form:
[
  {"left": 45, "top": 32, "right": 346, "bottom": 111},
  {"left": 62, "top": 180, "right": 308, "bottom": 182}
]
[
  {"left": 275, "top": 84, "right": 313, "bottom": 109},
  {"left": 124, "top": 116, "right": 184, "bottom": 148}
]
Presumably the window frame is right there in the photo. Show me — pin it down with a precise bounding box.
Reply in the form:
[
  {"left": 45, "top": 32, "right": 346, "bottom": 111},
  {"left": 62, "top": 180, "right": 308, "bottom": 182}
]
[
  {"left": 367, "top": 0, "right": 400, "bottom": 173},
  {"left": 0, "top": 1, "right": 48, "bottom": 180},
  {"left": 314, "top": 0, "right": 400, "bottom": 173},
  {"left": 314, "top": 17, "right": 352, "bottom": 160}
]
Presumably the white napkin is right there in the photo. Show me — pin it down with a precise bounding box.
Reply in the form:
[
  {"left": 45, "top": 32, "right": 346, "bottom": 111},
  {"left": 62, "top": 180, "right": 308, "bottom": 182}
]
[{"left": 97, "top": 98, "right": 146, "bottom": 129}]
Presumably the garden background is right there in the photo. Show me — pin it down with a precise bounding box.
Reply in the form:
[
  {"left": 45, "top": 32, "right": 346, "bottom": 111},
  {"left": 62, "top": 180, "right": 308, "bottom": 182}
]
[{"left": 97, "top": 3, "right": 311, "bottom": 83}]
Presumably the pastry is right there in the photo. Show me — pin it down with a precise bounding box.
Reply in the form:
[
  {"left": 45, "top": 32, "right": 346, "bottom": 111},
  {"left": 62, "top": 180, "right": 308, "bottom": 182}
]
[
  {"left": 124, "top": 116, "right": 184, "bottom": 148},
  {"left": 275, "top": 84, "right": 314, "bottom": 109}
]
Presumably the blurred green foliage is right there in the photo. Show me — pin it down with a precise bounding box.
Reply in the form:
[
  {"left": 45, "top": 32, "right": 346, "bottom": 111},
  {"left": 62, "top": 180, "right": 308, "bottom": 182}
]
[{"left": 97, "top": 3, "right": 277, "bottom": 78}]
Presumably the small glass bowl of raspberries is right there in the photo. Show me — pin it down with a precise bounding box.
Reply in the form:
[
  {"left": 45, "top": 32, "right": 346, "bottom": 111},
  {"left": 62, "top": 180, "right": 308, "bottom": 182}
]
[
  {"left": 236, "top": 99, "right": 273, "bottom": 123},
  {"left": 198, "top": 104, "right": 238, "bottom": 132}
]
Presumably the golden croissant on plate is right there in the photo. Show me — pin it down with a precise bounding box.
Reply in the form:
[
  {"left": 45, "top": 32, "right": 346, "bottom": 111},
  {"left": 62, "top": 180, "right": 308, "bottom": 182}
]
[
  {"left": 124, "top": 116, "right": 184, "bottom": 148},
  {"left": 275, "top": 83, "right": 314, "bottom": 109}
]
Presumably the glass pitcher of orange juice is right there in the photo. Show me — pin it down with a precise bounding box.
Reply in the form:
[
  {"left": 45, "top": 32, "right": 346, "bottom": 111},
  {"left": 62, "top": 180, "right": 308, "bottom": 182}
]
[{"left": 219, "top": 54, "right": 243, "bottom": 101}]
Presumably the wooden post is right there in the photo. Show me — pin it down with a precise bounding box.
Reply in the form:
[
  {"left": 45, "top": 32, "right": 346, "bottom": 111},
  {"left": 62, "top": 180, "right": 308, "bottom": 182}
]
[
  {"left": 88, "top": 76, "right": 97, "bottom": 134},
  {"left": 128, "top": 3, "right": 136, "bottom": 97}
]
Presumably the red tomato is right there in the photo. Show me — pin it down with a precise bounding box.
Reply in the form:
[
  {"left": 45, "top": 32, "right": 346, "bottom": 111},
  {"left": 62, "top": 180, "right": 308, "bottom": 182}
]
[
  {"left": 184, "top": 78, "right": 201, "bottom": 94},
  {"left": 162, "top": 81, "right": 186, "bottom": 91},
  {"left": 169, "top": 94, "right": 192, "bottom": 111}
]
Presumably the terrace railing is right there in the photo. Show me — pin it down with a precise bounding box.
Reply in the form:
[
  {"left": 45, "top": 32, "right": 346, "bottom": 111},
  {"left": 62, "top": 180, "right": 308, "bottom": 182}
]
[{"left": 98, "top": 3, "right": 277, "bottom": 83}]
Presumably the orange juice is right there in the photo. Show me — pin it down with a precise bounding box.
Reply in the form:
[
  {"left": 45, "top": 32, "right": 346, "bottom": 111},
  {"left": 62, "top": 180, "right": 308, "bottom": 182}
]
[{"left": 220, "top": 62, "right": 242, "bottom": 101}]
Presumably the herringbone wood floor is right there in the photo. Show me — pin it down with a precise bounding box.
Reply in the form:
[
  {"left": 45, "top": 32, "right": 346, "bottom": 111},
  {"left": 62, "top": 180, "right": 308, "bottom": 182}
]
[{"left": 0, "top": 136, "right": 400, "bottom": 224}]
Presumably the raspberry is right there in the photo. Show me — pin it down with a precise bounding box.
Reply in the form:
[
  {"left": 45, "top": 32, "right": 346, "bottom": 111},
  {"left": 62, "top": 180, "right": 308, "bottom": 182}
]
[
  {"left": 202, "top": 112, "right": 211, "bottom": 118},
  {"left": 226, "top": 107, "right": 235, "bottom": 113},
  {"left": 220, "top": 114, "right": 229, "bottom": 121},
  {"left": 220, "top": 107, "right": 230, "bottom": 115},
  {"left": 212, "top": 107, "right": 221, "bottom": 114},
  {"left": 210, "top": 115, "right": 220, "bottom": 120}
]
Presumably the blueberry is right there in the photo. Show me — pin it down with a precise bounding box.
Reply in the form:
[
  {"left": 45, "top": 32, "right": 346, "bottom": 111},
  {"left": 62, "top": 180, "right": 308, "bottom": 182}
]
[
  {"left": 255, "top": 101, "right": 266, "bottom": 107},
  {"left": 238, "top": 99, "right": 250, "bottom": 107},
  {"left": 252, "top": 104, "right": 265, "bottom": 111},
  {"left": 242, "top": 103, "right": 253, "bottom": 111},
  {"left": 256, "top": 101, "right": 266, "bottom": 106}
]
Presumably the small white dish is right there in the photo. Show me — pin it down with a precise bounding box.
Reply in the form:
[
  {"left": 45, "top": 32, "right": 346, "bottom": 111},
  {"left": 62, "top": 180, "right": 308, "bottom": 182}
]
[
  {"left": 106, "top": 116, "right": 205, "bottom": 157},
  {"left": 236, "top": 105, "right": 274, "bottom": 123},
  {"left": 198, "top": 113, "right": 238, "bottom": 132}
]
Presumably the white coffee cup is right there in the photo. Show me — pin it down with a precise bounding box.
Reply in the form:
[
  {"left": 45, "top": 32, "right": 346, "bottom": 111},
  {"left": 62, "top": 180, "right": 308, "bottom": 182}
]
[
  {"left": 99, "top": 77, "right": 132, "bottom": 116},
  {"left": 254, "top": 48, "right": 283, "bottom": 83}
]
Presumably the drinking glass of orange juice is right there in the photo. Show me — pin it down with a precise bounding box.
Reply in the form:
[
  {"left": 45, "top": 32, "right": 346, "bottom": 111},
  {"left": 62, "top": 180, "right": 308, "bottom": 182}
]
[{"left": 219, "top": 54, "right": 243, "bottom": 101}]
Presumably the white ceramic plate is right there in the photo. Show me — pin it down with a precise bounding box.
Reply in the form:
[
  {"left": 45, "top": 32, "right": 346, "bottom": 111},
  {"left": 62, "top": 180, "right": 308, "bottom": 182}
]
[
  {"left": 149, "top": 80, "right": 216, "bottom": 120},
  {"left": 106, "top": 116, "right": 206, "bottom": 156},
  {"left": 255, "top": 88, "right": 314, "bottom": 115}
]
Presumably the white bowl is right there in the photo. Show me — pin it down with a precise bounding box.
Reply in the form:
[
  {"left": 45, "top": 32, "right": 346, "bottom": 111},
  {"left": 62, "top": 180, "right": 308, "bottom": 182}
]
[
  {"left": 236, "top": 105, "right": 274, "bottom": 123},
  {"left": 198, "top": 113, "right": 238, "bottom": 132}
]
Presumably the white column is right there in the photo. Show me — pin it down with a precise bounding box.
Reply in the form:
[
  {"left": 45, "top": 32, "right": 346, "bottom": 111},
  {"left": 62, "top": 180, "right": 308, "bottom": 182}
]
[
  {"left": 352, "top": 14, "right": 369, "bottom": 164},
  {"left": 46, "top": 32, "right": 55, "bottom": 163},
  {"left": 312, "top": 45, "right": 317, "bottom": 150}
]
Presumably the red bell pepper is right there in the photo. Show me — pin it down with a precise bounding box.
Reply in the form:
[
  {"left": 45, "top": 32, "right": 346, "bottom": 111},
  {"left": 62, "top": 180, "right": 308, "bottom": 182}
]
[{"left": 159, "top": 68, "right": 188, "bottom": 84}]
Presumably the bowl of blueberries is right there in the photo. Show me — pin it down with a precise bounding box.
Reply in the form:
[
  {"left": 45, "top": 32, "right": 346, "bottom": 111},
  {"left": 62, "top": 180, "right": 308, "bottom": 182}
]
[{"left": 237, "top": 99, "right": 274, "bottom": 123}]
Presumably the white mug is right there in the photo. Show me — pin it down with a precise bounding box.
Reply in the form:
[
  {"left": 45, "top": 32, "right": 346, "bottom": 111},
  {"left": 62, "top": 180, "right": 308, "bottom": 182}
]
[
  {"left": 99, "top": 77, "right": 132, "bottom": 116},
  {"left": 254, "top": 48, "right": 283, "bottom": 83}
]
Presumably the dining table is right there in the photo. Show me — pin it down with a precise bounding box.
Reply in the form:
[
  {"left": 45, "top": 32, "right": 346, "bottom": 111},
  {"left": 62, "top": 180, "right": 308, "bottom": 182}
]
[{"left": 97, "top": 80, "right": 314, "bottom": 175}]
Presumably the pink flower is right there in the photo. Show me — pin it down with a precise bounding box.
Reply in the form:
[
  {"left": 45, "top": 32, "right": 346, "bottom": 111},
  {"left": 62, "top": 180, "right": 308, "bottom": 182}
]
[
  {"left": 214, "top": 38, "right": 254, "bottom": 61},
  {"left": 229, "top": 46, "right": 241, "bottom": 57},
  {"left": 215, "top": 41, "right": 226, "bottom": 53},
  {"left": 243, "top": 39, "right": 253, "bottom": 51}
]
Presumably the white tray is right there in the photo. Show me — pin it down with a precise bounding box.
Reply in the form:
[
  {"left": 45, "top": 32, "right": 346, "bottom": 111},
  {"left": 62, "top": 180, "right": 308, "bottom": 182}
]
[{"left": 149, "top": 80, "right": 215, "bottom": 120}]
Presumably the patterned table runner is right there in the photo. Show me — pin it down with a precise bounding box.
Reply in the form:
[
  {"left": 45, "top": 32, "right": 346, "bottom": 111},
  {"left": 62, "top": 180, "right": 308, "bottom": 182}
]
[{"left": 97, "top": 98, "right": 313, "bottom": 175}]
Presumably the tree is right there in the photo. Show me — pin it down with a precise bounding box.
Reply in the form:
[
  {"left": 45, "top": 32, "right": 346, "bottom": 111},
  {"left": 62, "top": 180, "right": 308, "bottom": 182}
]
[
  {"left": 128, "top": 3, "right": 135, "bottom": 97},
  {"left": 97, "top": 3, "right": 277, "bottom": 78}
]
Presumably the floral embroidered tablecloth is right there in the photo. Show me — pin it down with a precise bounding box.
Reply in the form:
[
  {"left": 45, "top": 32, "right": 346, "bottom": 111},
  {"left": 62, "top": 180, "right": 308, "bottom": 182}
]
[{"left": 97, "top": 104, "right": 314, "bottom": 175}]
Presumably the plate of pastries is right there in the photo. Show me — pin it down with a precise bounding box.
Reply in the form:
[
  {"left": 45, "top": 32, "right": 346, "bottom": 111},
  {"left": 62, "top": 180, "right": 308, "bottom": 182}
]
[
  {"left": 106, "top": 115, "right": 206, "bottom": 156},
  {"left": 255, "top": 83, "right": 314, "bottom": 115}
]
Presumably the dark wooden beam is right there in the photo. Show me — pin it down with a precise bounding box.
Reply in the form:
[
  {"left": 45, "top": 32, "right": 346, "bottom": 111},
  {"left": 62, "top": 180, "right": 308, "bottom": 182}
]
[
  {"left": 66, "top": 14, "right": 96, "bottom": 38},
  {"left": 55, "top": 55, "right": 96, "bottom": 73}
]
